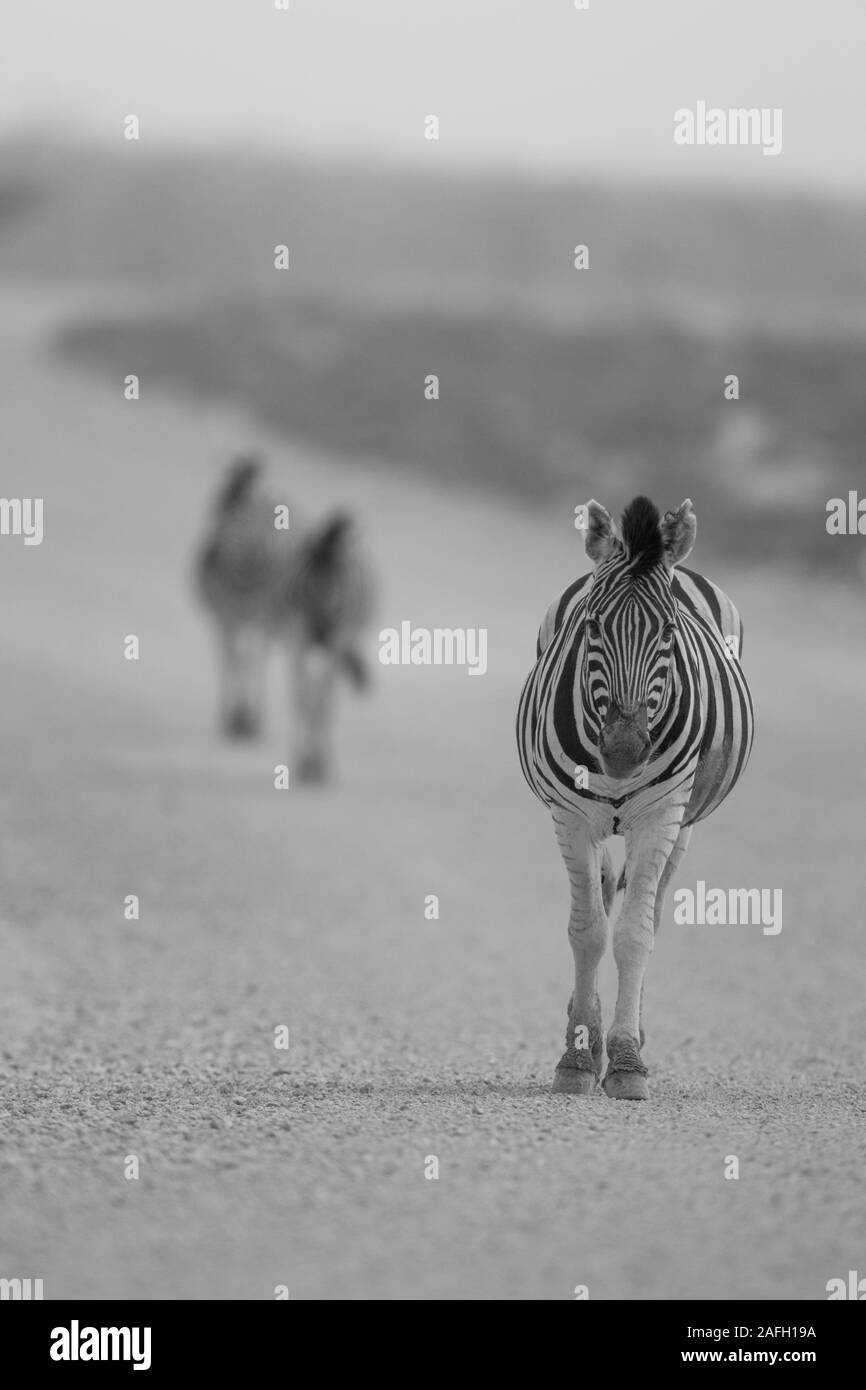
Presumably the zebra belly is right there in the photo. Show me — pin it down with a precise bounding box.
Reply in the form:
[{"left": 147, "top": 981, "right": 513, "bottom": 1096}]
[
  {"left": 680, "top": 646, "right": 753, "bottom": 826},
  {"left": 681, "top": 704, "right": 751, "bottom": 827},
  {"left": 683, "top": 746, "right": 732, "bottom": 826}
]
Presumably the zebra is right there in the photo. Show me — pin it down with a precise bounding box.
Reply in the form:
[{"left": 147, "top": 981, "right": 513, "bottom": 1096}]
[
  {"left": 517, "top": 496, "right": 754, "bottom": 1100},
  {"left": 196, "top": 455, "right": 288, "bottom": 740},
  {"left": 284, "top": 509, "right": 375, "bottom": 783},
  {"left": 195, "top": 456, "right": 374, "bottom": 780}
]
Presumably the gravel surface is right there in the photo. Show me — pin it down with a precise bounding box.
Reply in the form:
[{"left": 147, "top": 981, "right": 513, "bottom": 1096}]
[{"left": 1, "top": 287, "right": 864, "bottom": 1300}]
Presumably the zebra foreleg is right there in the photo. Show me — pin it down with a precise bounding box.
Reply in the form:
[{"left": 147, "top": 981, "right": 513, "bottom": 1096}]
[
  {"left": 218, "top": 623, "right": 264, "bottom": 739},
  {"left": 289, "top": 640, "right": 336, "bottom": 784},
  {"left": 637, "top": 823, "right": 692, "bottom": 1048},
  {"left": 604, "top": 813, "right": 685, "bottom": 1100},
  {"left": 551, "top": 817, "right": 610, "bottom": 1095}
]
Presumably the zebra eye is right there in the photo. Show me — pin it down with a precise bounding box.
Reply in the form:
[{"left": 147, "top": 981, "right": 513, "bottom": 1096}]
[{"left": 586, "top": 618, "right": 600, "bottom": 637}]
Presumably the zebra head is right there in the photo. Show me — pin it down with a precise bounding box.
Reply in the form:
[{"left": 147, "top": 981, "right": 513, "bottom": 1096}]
[{"left": 582, "top": 495, "right": 696, "bottom": 780}]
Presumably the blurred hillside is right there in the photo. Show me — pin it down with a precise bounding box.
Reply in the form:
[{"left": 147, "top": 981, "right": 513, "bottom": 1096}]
[{"left": 3, "top": 138, "right": 864, "bottom": 573}]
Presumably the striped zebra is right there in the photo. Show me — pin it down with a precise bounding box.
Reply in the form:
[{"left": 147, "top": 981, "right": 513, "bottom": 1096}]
[
  {"left": 517, "top": 497, "right": 753, "bottom": 1100},
  {"left": 286, "top": 509, "right": 375, "bottom": 783},
  {"left": 195, "top": 456, "right": 374, "bottom": 780},
  {"left": 196, "top": 455, "right": 287, "bottom": 740}
]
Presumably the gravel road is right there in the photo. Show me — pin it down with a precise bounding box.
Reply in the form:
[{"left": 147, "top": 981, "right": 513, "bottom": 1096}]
[{"left": 1, "top": 286, "right": 864, "bottom": 1300}]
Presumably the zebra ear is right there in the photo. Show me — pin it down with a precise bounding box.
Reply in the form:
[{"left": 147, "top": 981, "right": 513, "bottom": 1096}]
[
  {"left": 584, "top": 500, "right": 620, "bottom": 563},
  {"left": 660, "top": 498, "right": 696, "bottom": 567}
]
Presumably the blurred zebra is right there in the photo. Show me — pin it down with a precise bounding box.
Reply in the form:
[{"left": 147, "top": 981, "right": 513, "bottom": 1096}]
[
  {"left": 196, "top": 455, "right": 287, "bottom": 740},
  {"left": 281, "top": 510, "right": 374, "bottom": 783},
  {"left": 517, "top": 496, "right": 754, "bottom": 1099},
  {"left": 195, "top": 457, "right": 374, "bottom": 780}
]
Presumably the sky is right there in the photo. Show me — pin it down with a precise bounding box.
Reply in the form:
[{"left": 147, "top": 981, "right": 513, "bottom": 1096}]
[{"left": 1, "top": 0, "right": 863, "bottom": 191}]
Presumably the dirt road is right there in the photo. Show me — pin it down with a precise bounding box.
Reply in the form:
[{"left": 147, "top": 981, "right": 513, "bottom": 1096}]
[{"left": 1, "top": 284, "right": 864, "bottom": 1299}]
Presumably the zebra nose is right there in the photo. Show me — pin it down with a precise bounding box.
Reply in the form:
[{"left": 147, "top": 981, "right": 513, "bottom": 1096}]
[{"left": 604, "top": 701, "right": 648, "bottom": 736}]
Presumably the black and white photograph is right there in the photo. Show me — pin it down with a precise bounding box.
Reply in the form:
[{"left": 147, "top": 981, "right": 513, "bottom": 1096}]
[{"left": 1, "top": 0, "right": 864, "bottom": 1338}]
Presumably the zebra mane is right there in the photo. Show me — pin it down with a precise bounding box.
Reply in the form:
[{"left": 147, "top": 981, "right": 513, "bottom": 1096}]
[{"left": 620, "top": 496, "right": 664, "bottom": 577}]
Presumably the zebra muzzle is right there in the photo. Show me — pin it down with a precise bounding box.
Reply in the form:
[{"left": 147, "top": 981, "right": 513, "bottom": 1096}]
[{"left": 598, "top": 701, "right": 651, "bottom": 779}]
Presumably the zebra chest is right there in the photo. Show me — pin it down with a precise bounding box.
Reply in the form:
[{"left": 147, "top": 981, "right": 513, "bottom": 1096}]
[{"left": 547, "top": 736, "right": 695, "bottom": 832}]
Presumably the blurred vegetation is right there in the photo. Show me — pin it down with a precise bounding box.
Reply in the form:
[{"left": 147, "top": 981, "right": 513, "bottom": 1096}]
[{"left": 3, "top": 138, "right": 865, "bottom": 573}]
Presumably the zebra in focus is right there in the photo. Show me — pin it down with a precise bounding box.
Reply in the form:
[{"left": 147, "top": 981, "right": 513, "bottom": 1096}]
[
  {"left": 195, "top": 455, "right": 374, "bottom": 781},
  {"left": 517, "top": 496, "right": 753, "bottom": 1100}
]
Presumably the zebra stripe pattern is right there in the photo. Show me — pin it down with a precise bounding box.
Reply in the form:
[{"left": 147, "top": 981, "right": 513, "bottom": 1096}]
[
  {"left": 516, "top": 496, "right": 754, "bottom": 1099},
  {"left": 518, "top": 563, "right": 753, "bottom": 829}
]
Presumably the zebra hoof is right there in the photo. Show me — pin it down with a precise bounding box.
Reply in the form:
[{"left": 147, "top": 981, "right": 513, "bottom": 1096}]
[
  {"left": 294, "top": 753, "right": 329, "bottom": 784},
  {"left": 552, "top": 1066, "right": 598, "bottom": 1096},
  {"left": 224, "top": 709, "right": 260, "bottom": 740},
  {"left": 294, "top": 761, "right": 328, "bottom": 783},
  {"left": 602, "top": 1070, "right": 648, "bottom": 1101}
]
